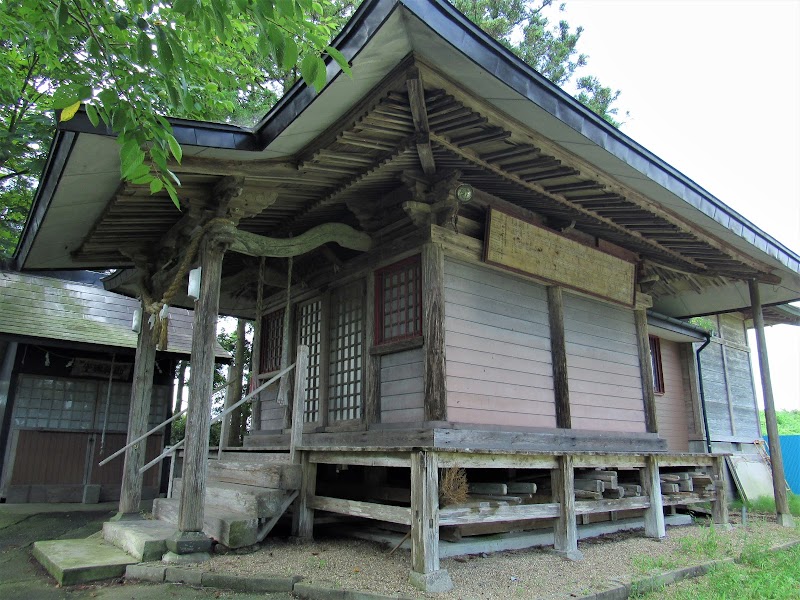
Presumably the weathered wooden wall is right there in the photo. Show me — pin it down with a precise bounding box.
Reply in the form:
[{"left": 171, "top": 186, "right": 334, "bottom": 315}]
[
  {"left": 380, "top": 348, "right": 425, "bottom": 423},
  {"left": 259, "top": 386, "right": 284, "bottom": 432},
  {"left": 562, "top": 292, "right": 645, "bottom": 433},
  {"left": 656, "top": 339, "right": 690, "bottom": 451},
  {"left": 443, "top": 259, "right": 556, "bottom": 428}
]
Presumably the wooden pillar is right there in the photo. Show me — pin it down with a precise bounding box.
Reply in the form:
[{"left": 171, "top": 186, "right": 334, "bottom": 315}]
[
  {"left": 422, "top": 243, "right": 446, "bottom": 422},
  {"left": 223, "top": 318, "right": 246, "bottom": 447},
  {"left": 289, "top": 345, "right": 309, "bottom": 465},
  {"left": 178, "top": 240, "right": 226, "bottom": 534},
  {"left": 547, "top": 286, "right": 571, "bottom": 429},
  {"left": 117, "top": 303, "right": 157, "bottom": 515},
  {"left": 634, "top": 304, "right": 658, "bottom": 433},
  {"left": 711, "top": 455, "right": 730, "bottom": 526},
  {"left": 552, "top": 455, "right": 582, "bottom": 559},
  {"left": 409, "top": 450, "right": 452, "bottom": 592},
  {"left": 364, "top": 271, "right": 380, "bottom": 426},
  {"left": 296, "top": 452, "right": 317, "bottom": 538},
  {"left": 641, "top": 455, "right": 666, "bottom": 538},
  {"left": 748, "top": 279, "right": 793, "bottom": 527}
]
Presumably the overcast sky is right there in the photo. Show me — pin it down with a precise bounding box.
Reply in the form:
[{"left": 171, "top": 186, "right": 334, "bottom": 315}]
[{"left": 545, "top": 0, "right": 799, "bottom": 411}]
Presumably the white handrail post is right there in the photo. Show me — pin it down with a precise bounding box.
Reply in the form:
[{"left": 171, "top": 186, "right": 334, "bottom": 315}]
[
  {"left": 167, "top": 446, "right": 177, "bottom": 499},
  {"left": 289, "top": 345, "right": 309, "bottom": 465}
]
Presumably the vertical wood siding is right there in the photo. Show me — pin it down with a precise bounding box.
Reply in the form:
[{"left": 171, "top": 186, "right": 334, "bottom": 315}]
[
  {"left": 443, "top": 259, "right": 556, "bottom": 428},
  {"left": 562, "top": 292, "right": 646, "bottom": 433},
  {"left": 655, "top": 339, "right": 690, "bottom": 451},
  {"left": 258, "top": 387, "right": 284, "bottom": 432},
  {"left": 380, "top": 348, "right": 424, "bottom": 423},
  {"left": 698, "top": 343, "right": 733, "bottom": 436}
]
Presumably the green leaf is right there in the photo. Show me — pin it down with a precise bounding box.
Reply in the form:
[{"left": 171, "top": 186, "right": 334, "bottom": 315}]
[
  {"left": 60, "top": 101, "right": 81, "bottom": 122},
  {"left": 113, "top": 13, "right": 129, "bottom": 30},
  {"left": 128, "top": 163, "right": 151, "bottom": 180},
  {"left": 155, "top": 27, "right": 174, "bottom": 71},
  {"left": 276, "top": 0, "right": 293, "bottom": 17},
  {"left": 120, "top": 138, "right": 145, "bottom": 179},
  {"left": 166, "top": 134, "right": 182, "bottom": 163},
  {"left": 282, "top": 37, "right": 299, "bottom": 71},
  {"left": 300, "top": 54, "right": 326, "bottom": 92},
  {"left": 85, "top": 104, "right": 99, "bottom": 127},
  {"left": 51, "top": 84, "right": 93, "bottom": 109},
  {"left": 136, "top": 32, "right": 152, "bottom": 64},
  {"left": 165, "top": 182, "right": 181, "bottom": 209},
  {"left": 56, "top": 1, "right": 69, "bottom": 27},
  {"left": 150, "top": 178, "right": 164, "bottom": 194},
  {"left": 325, "top": 46, "right": 352, "bottom": 76},
  {"left": 173, "top": 0, "right": 194, "bottom": 14}
]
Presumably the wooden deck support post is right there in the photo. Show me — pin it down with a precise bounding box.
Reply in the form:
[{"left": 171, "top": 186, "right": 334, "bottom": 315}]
[
  {"left": 409, "top": 451, "right": 452, "bottom": 593},
  {"left": 295, "top": 452, "right": 317, "bottom": 538},
  {"left": 711, "top": 455, "right": 730, "bottom": 527},
  {"left": 552, "top": 455, "right": 582, "bottom": 560},
  {"left": 116, "top": 300, "right": 157, "bottom": 517},
  {"left": 634, "top": 297, "right": 658, "bottom": 434},
  {"left": 547, "top": 286, "right": 571, "bottom": 429},
  {"left": 748, "top": 280, "right": 793, "bottom": 527},
  {"left": 289, "top": 345, "right": 309, "bottom": 465},
  {"left": 641, "top": 455, "right": 666, "bottom": 539},
  {"left": 167, "top": 239, "right": 226, "bottom": 557},
  {"left": 422, "top": 243, "right": 446, "bottom": 422}
]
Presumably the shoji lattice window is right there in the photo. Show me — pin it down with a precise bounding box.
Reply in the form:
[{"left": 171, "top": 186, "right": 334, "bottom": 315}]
[
  {"left": 14, "top": 376, "right": 96, "bottom": 430},
  {"left": 259, "top": 309, "right": 284, "bottom": 374},
  {"left": 297, "top": 299, "right": 322, "bottom": 422},
  {"left": 328, "top": 282, "right": 364, "bottom": 422},
  {"left": 375, "top": 255, "right": 422, "bottom": 345}
]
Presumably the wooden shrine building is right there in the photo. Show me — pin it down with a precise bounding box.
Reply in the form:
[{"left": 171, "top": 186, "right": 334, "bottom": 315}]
[{"left": 13, "top": 0, "right": 800, "bottom": 590}]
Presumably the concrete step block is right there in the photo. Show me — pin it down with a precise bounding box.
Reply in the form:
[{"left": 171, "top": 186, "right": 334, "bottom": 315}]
[
  {"left": 103, "top": 519, "right": 178, "bottom": 561},
  {"left": 153, "top": 498, "right": 258, "bottom": 549},
  {"left": 32, "top": 538, "right": 137, "bottom": 585},
  {"left": 171, "top": 478, "right": 288, "bottom": 518}
]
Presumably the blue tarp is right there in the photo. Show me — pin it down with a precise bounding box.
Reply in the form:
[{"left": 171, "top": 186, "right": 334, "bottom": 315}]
[{"left": 764, "top": 435, "right": 800, "bottom": 494}]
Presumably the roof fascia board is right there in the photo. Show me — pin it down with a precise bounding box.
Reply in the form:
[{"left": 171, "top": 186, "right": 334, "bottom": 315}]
[
  {"left": 647, "top": 311, "right": 707, "bottom": 341},
  {"left": 13, "top": 130, "right": 77, "bottom": 270}
]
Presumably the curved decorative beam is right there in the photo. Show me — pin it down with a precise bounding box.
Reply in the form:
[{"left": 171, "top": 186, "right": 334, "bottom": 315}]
[{"left": 212, "top": 222, "right": 372, "bottom": 258}]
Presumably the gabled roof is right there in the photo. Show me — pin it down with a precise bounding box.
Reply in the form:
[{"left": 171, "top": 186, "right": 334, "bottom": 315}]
[
  {"left": 13, "top": 0, "right": 800, "bottom": 319},
  {"left": 0, "top": 270, "right": 230, "bottom": 359}
]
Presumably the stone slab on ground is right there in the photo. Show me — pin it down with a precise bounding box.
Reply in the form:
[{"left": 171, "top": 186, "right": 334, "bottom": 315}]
[
  {"left": 103, "top": 519, "right": 177, "bottom": 561},
  {"left": 294, "top": 582, "right": 414, "bottom": 600},
  {"left": 31, "top": 538, "right": 137, "bottom": 585}
]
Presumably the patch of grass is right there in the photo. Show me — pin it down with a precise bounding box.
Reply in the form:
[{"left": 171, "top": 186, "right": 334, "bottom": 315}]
[
  {"left": 677, "top": 523, "right": 730, "bottom": 559},
  {"left": 636, "top": 544, "right": 800, "bottom": 599},
  {"left": 731, "top": 492, "right": 800, "bottom": 517},
  {"left": 632, "top": 554, "right": 682, "bottom": 574}
]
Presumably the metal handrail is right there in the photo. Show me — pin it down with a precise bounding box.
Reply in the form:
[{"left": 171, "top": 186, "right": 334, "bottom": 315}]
[
  {"left": 138, "top": 362, "right": 296, "bottom": 475},
  {"left": 98, "top": 376, "right": 238, "bottom": 467}
]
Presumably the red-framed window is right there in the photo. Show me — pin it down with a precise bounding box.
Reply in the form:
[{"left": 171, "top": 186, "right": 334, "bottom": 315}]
[
  {"left": 374, "top": 255, "right": 423, "bottom": 345},
  {"left": 649, "top": 335, "right": 665, "bottom": 394},
  {"left": 259, "top": 309, "right": 284, "bottom": 374}
]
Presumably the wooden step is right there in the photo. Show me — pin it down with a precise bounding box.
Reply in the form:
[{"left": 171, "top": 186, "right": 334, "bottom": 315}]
[
  {"left": 153, "top": 498, "right": 258, "bottom": 549},
  {"left": 207, "top": 459, "right": 301, "bottom": 489},
  {"left": 172, "top": 478, "right": 288, "bottom": 518},
  {"left": 242, "top": 432, "right": 290, "bottom": 449}
]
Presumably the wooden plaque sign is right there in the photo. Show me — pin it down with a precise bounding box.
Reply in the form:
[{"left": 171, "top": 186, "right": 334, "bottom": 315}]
[{"left": 484, "top": 208, "right": 635, "bottom": 306}]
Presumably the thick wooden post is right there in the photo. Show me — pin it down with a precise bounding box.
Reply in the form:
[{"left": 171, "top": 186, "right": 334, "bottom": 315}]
[
  {"left": 289, "top": 345, "right": 309, "bottom": 464},
  {"left": 552, "top": 455, "right": 582, "bottom": 559},
  {"left": 641, "top": 455, "right": 666, "bottom": 538},
  {"left": 547, "top": 286, "right": 571, "bottom": 429},
  {"left": 296, "top": 452, "right": 317, "bottom": 538},
  {"left": 177, "top": 240, "right": 225, "bottom": 536},
  {"left": 222, "top": 318, "right": 247, "bottom": 447},
  {"left": 364, "top": 271, "right": 380, "bottom": 426},
  {"left": 634, "top": 303, "right": 658, "bottom": 433},
  {"left": 117, "top": 302, "right": 157, "bottom": 516},
  {"left": 409, "top": 451, "right": 452, "bottom": 592},
  {"left": 422, "top": 243, "right": 446, "bottom": 422},
  {"left": 748, "top": 280, "right": 793, "bottom": 527},
  {"left": 711, "top": 455, "right": 730, "bottom": 526}
]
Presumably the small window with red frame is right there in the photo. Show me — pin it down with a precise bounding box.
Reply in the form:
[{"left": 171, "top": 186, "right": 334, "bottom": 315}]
[
  {"left": 375, "top": 255, "right": 423, "bottom": 345},
  {"left": 259, "top": 308, "right": 284, "bottom": 375},
  {"left": 649, "top": 335, "right": 665, "bottom": 394}
]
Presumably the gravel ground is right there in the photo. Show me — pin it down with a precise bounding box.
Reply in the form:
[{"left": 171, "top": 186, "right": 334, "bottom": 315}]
[{"left": 201, "top": 512, "right": 799, "bottom": 599}]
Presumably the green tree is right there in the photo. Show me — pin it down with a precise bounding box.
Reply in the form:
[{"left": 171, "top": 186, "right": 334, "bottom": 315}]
[
  {"left": 451, "top": 0, "right": 625, "bottom": 127},
  {"left": 760, "top": 410, "right": 800, "bottom": 436}
]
